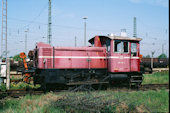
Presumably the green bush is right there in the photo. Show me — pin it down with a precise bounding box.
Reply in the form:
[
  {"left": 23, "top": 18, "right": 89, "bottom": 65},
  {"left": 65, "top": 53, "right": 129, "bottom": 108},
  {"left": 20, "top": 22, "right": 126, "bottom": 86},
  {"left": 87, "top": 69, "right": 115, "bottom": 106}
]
[
  {"left": 10, "top": 82, "right": 40, "bottom": 90},
  {"left": 0, "top": 83, "right": 6, "bottom": 91}
]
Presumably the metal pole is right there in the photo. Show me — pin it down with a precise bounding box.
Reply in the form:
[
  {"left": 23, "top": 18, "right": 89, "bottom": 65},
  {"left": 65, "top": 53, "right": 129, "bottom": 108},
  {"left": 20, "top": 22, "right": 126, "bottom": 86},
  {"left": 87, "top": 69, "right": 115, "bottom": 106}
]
[
  {"left": 1, "top": 0, "right": 3, "bottom": 58},
  {"left": 25, "top": 31, "right": 28, "bottom": 54},
  {"left": 84, "top": 21, "right": 86, "bottom": 46},
  {"left": 133, "top": 17, "right": 137, "bottom": 37},
  {"left": 83, "top": 17, "right": 87, "bottom": 46},
  {"left": 48, "top": 0, "right": 52, "bottom": 45},
  {"left": 75, "top": 36, "right": 77, "bottom": 47},
  {"left": 6, "top": 58, "right": 10, "bottom": 90},
  {"left": 5, "top": 0, "right": 7, "bottom": 59},
  {"left": 151, "top": 51, "right": 155, "bottom": 69},
  {"left": 162, "top": 44, "right": 164, "bottom": 54},
  {"left": 1, "top": 0, "right": 7, "bottom": 59},
  {"left": 151, "top": 57, "right": 153, "bottom": 69}
]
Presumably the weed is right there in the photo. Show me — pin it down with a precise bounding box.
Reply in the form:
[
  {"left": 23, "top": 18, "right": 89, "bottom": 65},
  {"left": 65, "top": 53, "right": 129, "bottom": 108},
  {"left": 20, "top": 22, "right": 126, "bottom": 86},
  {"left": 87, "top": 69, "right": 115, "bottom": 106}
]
[
  {"left": 142, "top": 71, "right": 169, "bottom": 84},
  {"left": 0, "top": 83, "right": 6, "bottom": 91}
]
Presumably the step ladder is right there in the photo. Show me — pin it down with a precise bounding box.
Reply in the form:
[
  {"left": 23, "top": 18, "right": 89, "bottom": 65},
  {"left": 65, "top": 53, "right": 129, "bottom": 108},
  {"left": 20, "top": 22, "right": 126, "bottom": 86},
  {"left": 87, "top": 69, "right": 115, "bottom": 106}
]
[{"left": 130, "top": 75, "right": 143, "bottom": 88}]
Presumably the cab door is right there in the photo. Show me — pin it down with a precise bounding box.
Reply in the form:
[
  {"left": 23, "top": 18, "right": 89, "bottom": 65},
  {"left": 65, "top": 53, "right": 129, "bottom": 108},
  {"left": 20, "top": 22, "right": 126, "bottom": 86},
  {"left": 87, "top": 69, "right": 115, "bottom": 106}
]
[
  {"left": 130, "top": 42, "right": 140, "bottom": 72},
  {"left": 110, "top": 40, "right": 130, "bottom": 72}
]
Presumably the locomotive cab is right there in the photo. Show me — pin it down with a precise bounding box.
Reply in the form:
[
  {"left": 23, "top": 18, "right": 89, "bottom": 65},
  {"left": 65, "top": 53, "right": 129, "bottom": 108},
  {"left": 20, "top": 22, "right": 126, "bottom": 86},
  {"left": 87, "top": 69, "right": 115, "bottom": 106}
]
[{"left": 89, "top": 35, "right": 143, "bottom": 87}]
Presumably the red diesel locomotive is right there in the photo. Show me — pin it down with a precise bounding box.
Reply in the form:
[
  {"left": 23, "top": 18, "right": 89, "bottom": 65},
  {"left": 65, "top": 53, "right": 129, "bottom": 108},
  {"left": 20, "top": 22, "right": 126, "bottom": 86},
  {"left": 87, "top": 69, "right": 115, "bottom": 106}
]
[{"left": 23, "top": 35, "right": 143, "bottom": 89}]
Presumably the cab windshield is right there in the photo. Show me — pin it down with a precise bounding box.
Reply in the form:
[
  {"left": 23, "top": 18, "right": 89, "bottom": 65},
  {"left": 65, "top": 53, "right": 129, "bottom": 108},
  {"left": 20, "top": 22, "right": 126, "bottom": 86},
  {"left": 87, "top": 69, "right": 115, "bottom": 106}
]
[{"left": 114, "top": 40, "right": 129, "bottom": 53}]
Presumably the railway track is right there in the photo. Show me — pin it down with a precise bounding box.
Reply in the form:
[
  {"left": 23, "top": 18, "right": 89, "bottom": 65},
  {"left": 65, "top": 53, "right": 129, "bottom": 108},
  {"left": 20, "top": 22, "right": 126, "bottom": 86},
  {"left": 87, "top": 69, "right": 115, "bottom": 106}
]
[
  {"left": 140, "top": 84, "right": 169, "bottom": 91},
  {"left": 0, "top": 89, "right": 44, "bottom": 99},
  {"left": 10, "top": 79, "right": 33, "bottom": 83},
  {"left": 0, "top": 83, "right": 168, "bottom": 99},
  {"left": 109, "top": 83, "right": 169, "bottom": 92}
]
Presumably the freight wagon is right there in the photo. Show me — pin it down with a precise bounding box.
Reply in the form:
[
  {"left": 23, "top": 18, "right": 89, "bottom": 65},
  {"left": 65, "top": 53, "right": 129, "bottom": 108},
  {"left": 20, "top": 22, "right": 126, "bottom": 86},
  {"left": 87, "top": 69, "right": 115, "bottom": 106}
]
[{"left": 140, "top": 58, "right": 169, "bottom": 73}]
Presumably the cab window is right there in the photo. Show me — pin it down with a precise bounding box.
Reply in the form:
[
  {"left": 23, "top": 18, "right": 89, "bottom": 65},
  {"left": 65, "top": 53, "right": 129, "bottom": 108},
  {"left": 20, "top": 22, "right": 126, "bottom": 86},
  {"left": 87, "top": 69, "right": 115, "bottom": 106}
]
[
  {"left": 131, "top": 43, "right": 137, "bottom": 56},
  {"left": 114, "top": 40, "right": 129, "bottom": 53},
  {"left": 114, "top": 40, "right": 122, "bottom": 52},
  {"left": 124, "top": 42, "right": 128, "bottom": 52},
  {"left": 106, "top": 39, "right": 111, "bottom": 52}
]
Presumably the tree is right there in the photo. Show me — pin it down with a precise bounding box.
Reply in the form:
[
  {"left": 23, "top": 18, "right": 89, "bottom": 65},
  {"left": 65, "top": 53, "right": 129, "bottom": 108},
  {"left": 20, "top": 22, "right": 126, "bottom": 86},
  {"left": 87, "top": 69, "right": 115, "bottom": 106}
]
[
  {"left": 13, "top": 54, "right": 22, "bottom": 61},
  {"left": 145, "top": 55, "right": 151, "bottom": 58},
  {"left": 158, "top": 53, "right": 167, "bottom": 58}
]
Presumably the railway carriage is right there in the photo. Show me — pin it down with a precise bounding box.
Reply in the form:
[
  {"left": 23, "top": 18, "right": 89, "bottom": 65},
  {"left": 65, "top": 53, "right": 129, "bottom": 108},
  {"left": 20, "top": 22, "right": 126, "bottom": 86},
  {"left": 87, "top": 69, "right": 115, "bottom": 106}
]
[{"left": 23, "top": 35, "right": 143, "bottom": 89}]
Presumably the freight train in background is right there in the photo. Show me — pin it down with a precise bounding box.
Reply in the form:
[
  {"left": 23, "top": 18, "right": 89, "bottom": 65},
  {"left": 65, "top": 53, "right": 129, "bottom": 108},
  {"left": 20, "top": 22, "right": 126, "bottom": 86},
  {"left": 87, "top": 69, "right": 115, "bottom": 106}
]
[
  {"left": 140, "top": 58, "right": 169, "bottom": 73},
  {"left": 17, "top": 35, "right": 145, "bottom": 90}
]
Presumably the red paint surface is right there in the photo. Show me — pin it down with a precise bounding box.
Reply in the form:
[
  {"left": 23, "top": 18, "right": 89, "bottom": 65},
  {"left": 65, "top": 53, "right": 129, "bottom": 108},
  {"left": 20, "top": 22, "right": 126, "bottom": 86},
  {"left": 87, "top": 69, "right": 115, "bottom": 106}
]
[
  {"left": 36, "top": 40, "right": 140, "bottom": 73},
  {"left": 37, "top": 43, "right": 107, "bottom": 69},
  {"left": 108, "top": 40, "right": 140, "bottom": 73},
  {"left": 94, "top": 36, "right": 102, "bottom": 47}
]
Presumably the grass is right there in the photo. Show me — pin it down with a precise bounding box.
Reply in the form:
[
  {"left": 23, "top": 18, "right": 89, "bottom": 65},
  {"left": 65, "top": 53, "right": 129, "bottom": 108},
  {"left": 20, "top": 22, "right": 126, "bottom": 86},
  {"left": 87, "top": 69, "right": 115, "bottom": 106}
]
[
  {"left": 0, "top": 89, "right": 169, "bottom": 113},
  {"left": 0, "top": 82, "right": 40, "bottom": 91},
  {"left": 0, "top": 93, "right": 64, "bottom": 113},
  {"left": 10, "top": 75, "right": 22, "bottom": 80},
  {"left": 10, "top": 82, "right": 40, "bottom": 90},
  {"left": 0, "top": 84, "right": 6, "bottom": 92},
  {"left": 0, "top": 71, "right": 169, "bottom": 112},
  {"left": 142, "top": 71, "right": 169, "bottom": 84}
]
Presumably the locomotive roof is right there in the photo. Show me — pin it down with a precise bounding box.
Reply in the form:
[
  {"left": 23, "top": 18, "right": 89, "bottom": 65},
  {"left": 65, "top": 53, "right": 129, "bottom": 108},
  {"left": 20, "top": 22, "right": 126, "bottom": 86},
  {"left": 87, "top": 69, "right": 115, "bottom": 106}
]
[
  {"left": 108, "top": 36, "right": 142, "bottom": 41},
  {"left": 89, "top": 35, "right": 142, "bottom": 44}
]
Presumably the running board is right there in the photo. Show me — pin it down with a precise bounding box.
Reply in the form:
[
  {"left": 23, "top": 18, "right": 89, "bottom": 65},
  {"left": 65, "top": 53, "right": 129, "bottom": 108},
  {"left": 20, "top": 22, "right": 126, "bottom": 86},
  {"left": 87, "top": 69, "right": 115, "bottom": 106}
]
[{"left": 130, "top": 80, "right": 143, "bottom": 83}]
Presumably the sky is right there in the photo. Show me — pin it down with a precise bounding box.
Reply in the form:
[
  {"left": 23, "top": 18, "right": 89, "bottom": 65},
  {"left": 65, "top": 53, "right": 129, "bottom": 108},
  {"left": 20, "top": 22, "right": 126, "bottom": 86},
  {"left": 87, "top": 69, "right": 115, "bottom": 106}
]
[{"left": 0, "top": 0, "right": 169, "bottom": 57}]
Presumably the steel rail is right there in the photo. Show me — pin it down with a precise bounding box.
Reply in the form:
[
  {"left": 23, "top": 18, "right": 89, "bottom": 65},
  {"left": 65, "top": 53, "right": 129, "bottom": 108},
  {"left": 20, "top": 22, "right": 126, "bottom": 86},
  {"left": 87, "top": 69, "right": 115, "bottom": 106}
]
[{"left": 0, "top": 83, "right": 168, "bottom": 99}]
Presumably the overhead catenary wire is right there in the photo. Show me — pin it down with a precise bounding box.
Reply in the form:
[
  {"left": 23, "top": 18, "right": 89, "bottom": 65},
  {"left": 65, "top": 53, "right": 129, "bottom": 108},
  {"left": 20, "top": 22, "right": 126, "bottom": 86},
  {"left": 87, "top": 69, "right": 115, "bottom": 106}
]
[
  {"left": 22, "top": 2, "right": 48, "bottom": 29},
  {"left": 6, "top": 16, "right": 120, "bottom": 32},
  {"left": 6, "top": 16, "right": 168, "bottom": 46}
]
